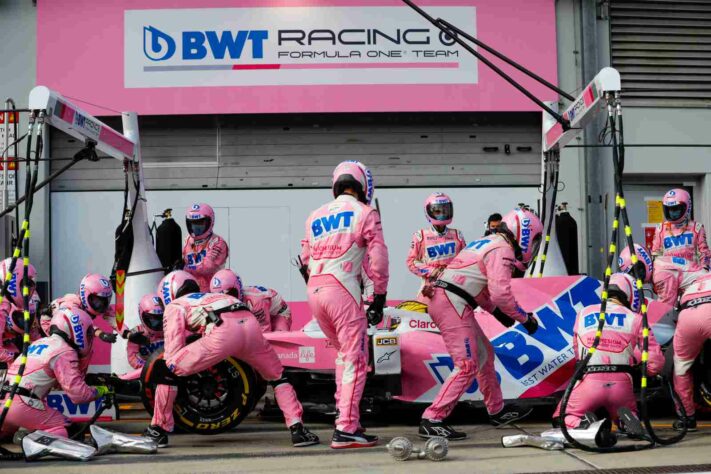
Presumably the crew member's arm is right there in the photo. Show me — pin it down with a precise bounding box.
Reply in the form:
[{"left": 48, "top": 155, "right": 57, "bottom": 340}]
[
  {"left": 53, "top": 351, "right": 103, "bottom": 403},
  {"left": 362, "top": 208, "right": 389, "bottom": 296},
  {"left": 299, "top": 216, "right": 313, "bottom": 280},
  {"left": 406, "top": 231, "right": 431, "bottom": 278},
  {"left": 162, "top": 304, "right": 188, "bottom": 374},
  {"left": 191, "top": 236, "right": 229, "bottom": 277},
  {"left": 696, "top": 223, "right": 711, "bottom": 270},
  {"left": 126, "top": 329, "right": 147, "bottom": 369},
  {"left": 635, "top": 320, "right": 665, "bottom": 377},
  {"left": 269, "top": 290, "right": 292, "bottom": 332},
  {"left": 651, "top": 224, "right": 664, "bottom": 258},
  {"left": 482, "top": 246, "right": 529, "bottom": 324}
]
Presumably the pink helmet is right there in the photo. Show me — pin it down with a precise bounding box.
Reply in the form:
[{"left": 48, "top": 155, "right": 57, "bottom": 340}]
[
  {"left": 618, "top": 244, "right": 653, "bottom": 283},
  {"left": 424, "top": 192, "right": 453, "bottom": 227},
  {"left": 6, "top": 308, "right": 35, "bottom": 335},
  {"left": 500, "top": 208, "right": 544, "bottom": 264},
  {"left": 49, "top": 306, "right": 95, "bottom": 358},
  {"left": 185, "top": 203, "right": 215, "bottom": 240},
  {"left": 608, "top": 272, "right": 641, "bottom": 313},
  {"left": 139, "top": 293, "right": 164, "bottom": 334},
  {"left": 79, "top": 274, "right": 113, "bottom": 318},
  {"left": 0, "top": 257, "right": 37, "bottom": 307},
  {"left": 210, "top": 269, "right": 244, "bottom": 300},
  {"left": 663, "top": 188, "right": 691, "bottom": 225},
  {"left": 332, "top": 160, "right": 374, "bottom": 205},
  {"left": 157, "top": 270, "right": 200, "bottom": 307}
]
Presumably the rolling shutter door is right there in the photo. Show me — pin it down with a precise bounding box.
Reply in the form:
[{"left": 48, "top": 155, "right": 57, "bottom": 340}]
[
  {"left": 610, "top": 0, "right": 711, "bottom": 107},
  {"left": 49, "top": 112, "right": 542, "bottom": 191}
]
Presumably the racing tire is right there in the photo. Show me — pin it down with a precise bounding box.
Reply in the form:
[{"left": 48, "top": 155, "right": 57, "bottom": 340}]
[{"left": 140, "top": 350, "right": 260, "bottom": 435}]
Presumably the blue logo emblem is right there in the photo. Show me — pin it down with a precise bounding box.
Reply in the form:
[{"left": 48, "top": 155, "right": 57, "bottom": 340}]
[{"left": 143, "top": 26, "right": 176, "bottom": 61}]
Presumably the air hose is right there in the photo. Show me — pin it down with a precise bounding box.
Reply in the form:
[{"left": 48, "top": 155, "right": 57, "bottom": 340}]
[{"left": 0, "top": 111, "right": 43, "bottom": 435}]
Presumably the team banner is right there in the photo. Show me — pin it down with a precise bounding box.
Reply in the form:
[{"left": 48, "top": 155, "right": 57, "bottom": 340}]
[
  {"left": 38, "top": 0, "right": 557, "bottom": 115},
  {"left": 126, "top": 7, "right": 476, "bottom": 88}
]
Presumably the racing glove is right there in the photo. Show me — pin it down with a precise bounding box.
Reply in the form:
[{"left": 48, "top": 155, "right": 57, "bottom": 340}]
[
  {"left": 522, "top": 313, "right": 539, "bottom": 335},
  {"left": 95, "top": 385, "right": 114, "bottom": 398},
  {"left": 491, "top": 308, "right": 516, "bottom": 328},
  {"left": 122, "top": 329, "right": 151, "bottom": 346},
  {"left": 366, "top": 293, "right": 387, "bottom": 326},
  {"left": 98, "top": 331, "right": 118, "bottom": 343}
]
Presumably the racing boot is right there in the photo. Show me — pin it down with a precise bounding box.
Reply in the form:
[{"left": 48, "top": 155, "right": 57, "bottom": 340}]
[
  {"left": 673, "top": 416, "right": 698, "bottom": 432},
  {"left": 489, "top": 403, "right": 533, "bottom": 427},
  {"left": 143, "top": 424, "right": 169, "bottom": 448},
  {"left": 331, "top": 429, "right": 378, "bottom": 449},
  {"left": 290, "top": 423, "right": 320, "bottom": 447},
  {"left": 418, "top": 419, "right": 467, "bottom": 440}
]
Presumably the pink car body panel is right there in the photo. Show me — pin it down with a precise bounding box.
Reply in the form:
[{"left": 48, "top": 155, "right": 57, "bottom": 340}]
[{"left": 265, "top": 276, "right": 672, "bottom": 405}]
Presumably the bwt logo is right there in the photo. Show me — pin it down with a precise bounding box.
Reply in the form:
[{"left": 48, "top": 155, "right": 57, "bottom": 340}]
[
  {"left": 584, "top": 312, "right": 626, "bottom": 328},
  {"left": 427, "top": 242, "right": 456, "bottom": 259},
  {"left": 143, "top": 25, "right": 268, "bottom": 61},
  {"left": 161, "top": 281, "right": 172, "bottom": 305},
  {"left": 664, "top": 233, "right": 693, "bottom": 249},
  {"left": 312, "top": 211, "right": 354, "bottom": 237},
  {"left": 519, "top": 218, "right": 532, "bottom": 252},
  {"left": 70, "top": 314, "right": 85, "bottom": 349}
]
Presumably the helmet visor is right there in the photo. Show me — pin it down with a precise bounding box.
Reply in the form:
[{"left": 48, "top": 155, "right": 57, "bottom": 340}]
[
  {"left": 141, "top": 311, "right": 163, "bottom": 332},
  {"left": 186, "top": 217, "right": 211, "bottom": 237},
  {"left": 176, "top": 279, "right": 200, "bottom": 299},
  {"left": 426, "top": 202, "right": 453, "bottom": 222},
  {"left": 10, "top": 310, "right": 34, "bottom": 334},
  {"left": 88, "top": 294, "right": 110, "bottom": 314},
  {"left": 663, "top": 203, "right": 687, "bottom": 222}
]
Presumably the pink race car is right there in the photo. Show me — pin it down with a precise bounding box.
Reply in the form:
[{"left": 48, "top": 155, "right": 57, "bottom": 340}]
[
  {"left": 266, "top": 275, "right": 673, "bottom": 413},
  {"left": 140, "top": 275, "right": 674, "bottom": 434}
]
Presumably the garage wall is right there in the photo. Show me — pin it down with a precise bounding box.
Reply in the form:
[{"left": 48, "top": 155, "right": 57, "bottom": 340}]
[
  {"left": 49, "top": 112, "right": 543, "bottom": 191},
  {"left": 51, "top": 186, "right": 539, "bottom": 302}
]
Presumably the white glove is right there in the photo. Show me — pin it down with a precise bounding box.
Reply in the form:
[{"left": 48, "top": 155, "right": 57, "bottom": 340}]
[
  {"left": 204, "top": 322, "right": 216, "bottom": 336},
  {"left": 188, "top": 306, "right": 210, "bottom": 331}
]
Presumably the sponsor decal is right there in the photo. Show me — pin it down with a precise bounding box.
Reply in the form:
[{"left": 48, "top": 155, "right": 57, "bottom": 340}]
[
  {"left": 299, "top": 346, "right": 315, "bottom": 364},
  {"left": 125, "top": 7, "right": 477, "bottom": 88}
]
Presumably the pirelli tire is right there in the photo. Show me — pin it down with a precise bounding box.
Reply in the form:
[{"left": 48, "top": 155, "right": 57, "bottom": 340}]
[{"left": 140, "top": 350, "right": 260, "bottom": 435}]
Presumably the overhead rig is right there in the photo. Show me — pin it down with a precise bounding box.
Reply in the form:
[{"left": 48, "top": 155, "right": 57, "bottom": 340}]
[{"left": 402, "top": 0, "right": 684, "bottom": 452}]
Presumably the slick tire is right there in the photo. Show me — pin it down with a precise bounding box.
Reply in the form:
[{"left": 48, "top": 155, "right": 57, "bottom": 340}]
[{"left": 141, "top": 350, "right": 260, "bottom": 435}]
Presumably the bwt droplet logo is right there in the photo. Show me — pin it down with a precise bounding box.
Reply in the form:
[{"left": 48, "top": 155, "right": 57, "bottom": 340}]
[
  {"left": 142, "top": 26, "right": 269, "bottom": 62},
  {"left": 144, "top": 26, "right": 176, "bottom": 61}
]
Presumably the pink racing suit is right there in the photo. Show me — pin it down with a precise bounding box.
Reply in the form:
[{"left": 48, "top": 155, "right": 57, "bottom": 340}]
[
  {"left": 126, "top": 324, "right": 164, "bottom": 369},
  {"left": 652, "top": 221, "right": 710, "bottom": 305},
  {"left": 0, "top": 300, "right": 17, "bottom": 364},
  {"left": 182, "top": 233, "right": 229, "bottom": 292},
  {"left": 407, "top": 227, "right": 465, "bottom": 298},
  {"left": 421, "top": 235, "right": 528, "bottom": 421},
  {"left": 653, "top": 256, "right": 708, "bottom": 307},
  {"left": 243, "top": 286, "right": 292, "bottom": 333},
  {"left": 673, "top": 274, "right": 711, "bottom": 417},
  {"left": 301, "top": 194, "right": 389, "bottom": 433},
  {"left": 0, "top": 335, "right": 99, "bottom": 439},
  {"left": 153, "top": 293, "right": 303, "bottom": 432},
  {"left": 553, "top": 302, "right": 664, "bottom": 428}
]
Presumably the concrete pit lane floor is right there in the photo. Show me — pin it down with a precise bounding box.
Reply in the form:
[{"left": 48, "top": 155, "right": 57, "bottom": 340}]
[{"left": 3, "top": 408, "right": 711, "bottom": 473}]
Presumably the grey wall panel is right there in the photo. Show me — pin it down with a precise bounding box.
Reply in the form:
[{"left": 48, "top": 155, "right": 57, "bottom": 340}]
[{"left": 50, "top": 112, "right": 541, "bottom": 191}]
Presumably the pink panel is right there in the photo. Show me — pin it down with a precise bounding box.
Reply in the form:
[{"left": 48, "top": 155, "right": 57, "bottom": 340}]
[{"left": 37, "top": 0, "right": 558, "bottom": 116}]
